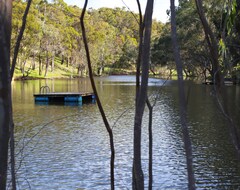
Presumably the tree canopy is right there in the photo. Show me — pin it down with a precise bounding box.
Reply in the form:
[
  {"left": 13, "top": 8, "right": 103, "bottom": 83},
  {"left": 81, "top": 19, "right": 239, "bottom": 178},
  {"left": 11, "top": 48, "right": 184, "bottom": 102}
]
[{"left": 152, "top": 0, "right": 240, "bottom": 82}]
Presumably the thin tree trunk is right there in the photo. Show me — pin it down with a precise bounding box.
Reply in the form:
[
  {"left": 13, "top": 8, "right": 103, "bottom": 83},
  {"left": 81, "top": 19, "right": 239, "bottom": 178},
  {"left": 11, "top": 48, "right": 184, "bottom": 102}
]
[
  {"left": 170, "top": 0, "right": 196, "bottom": 189},
  {"left": 136, "top": 0, "right": 143, "bottom": 95},
  {"left": 21, "top": 60, "right": 26, "bottom": 75},
  {"left": 39, "top": 54, "right": 42, "bottom": 76},
  {"left": 32, "top": 54, "right": 36, "bottom": 70},
  {"left": 10, "top": 0, "right": 32, "bottom": 79},
  {"left": 44, "top": 50, "right": 49, "bottom": 77},
  {"left": 133, "top": 1, "right": 154, "bottom": 189},
  {"left": 136, "top": 1, "right": 153, "bottom": 189},
  {"left": 9, "top": 1, "right": 32, "bottom": 188},
  {"left": 80, "top": 1, "right": 115, "bottom": 189},
  {"left": 51, "top": 54, "right": 55, "bottom": 72},
  {"left": 0, "top": 0, "right": 13, "bottom": 189},
  {"left": 146, "top": 99, "right": 153, "bottom": 190}
]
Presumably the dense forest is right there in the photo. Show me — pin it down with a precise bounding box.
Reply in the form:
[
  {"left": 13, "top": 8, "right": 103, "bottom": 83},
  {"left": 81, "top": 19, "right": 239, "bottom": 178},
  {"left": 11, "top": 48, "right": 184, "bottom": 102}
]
[{"left": 12, "top": 0, "right": 240, "bottom": 83}]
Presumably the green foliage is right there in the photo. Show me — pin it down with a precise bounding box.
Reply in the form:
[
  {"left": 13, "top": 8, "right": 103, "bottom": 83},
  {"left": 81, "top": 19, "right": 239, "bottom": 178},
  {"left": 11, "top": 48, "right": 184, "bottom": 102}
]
[
  {"left": 152, "top": 0, "right": 240, "bottom": 80},
  {"left": 11, "top": 1, "right": 163, "bottom": 78}
]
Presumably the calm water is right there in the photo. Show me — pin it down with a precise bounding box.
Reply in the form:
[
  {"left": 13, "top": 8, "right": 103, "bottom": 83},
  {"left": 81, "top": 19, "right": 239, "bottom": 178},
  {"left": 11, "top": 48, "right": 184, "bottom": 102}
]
[{"left": 11, "top": 76, "right": 240, "bottom": 189}]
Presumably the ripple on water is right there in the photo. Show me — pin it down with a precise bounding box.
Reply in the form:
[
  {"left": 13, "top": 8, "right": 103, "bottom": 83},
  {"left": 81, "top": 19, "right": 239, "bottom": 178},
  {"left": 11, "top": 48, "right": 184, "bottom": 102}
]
[{"left": 12, "top": 78, "right": 240, "bottom": 189}]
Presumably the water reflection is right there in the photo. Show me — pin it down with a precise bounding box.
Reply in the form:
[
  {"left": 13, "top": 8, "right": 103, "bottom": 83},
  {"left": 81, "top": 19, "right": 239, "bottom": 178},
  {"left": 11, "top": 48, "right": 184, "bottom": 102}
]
[{"left": 11, "top": 76, "right": 240, "bottom": 189}]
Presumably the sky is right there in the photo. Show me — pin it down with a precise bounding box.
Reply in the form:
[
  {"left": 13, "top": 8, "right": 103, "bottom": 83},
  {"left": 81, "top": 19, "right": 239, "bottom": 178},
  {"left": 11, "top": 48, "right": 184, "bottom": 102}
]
[{"left": 64, "top": 0, "right": 179, "bottom": 23}]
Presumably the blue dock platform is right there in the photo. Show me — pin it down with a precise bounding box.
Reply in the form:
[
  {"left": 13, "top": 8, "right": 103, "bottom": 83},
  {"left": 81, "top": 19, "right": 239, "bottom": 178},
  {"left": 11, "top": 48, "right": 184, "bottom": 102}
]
[{"left": 34, "top": 92, "right": 95, "bottom": 105}]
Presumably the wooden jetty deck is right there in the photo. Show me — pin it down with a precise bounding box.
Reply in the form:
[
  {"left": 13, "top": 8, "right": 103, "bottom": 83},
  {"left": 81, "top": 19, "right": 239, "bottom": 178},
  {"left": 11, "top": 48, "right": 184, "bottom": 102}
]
[{"left": 34, "top": 92, "right": 95, "bottom": 105}]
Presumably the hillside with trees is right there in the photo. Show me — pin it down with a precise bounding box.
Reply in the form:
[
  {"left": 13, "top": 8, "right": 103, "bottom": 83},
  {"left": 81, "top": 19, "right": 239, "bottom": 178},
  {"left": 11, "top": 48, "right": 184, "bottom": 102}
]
[
  {"left": 11, "top": 0, "right": 240, "bottom": 83},
  {"left": 12, "top": 0, "right": 163, "bottom": 79}
]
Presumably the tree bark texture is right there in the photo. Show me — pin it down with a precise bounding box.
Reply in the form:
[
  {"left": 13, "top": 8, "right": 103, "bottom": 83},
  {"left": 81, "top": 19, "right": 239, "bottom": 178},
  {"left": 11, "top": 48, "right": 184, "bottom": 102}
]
[
  {"left": 170, "top": 0, "right": 196, "bottom": 189},
  {"left": 0, "top": 0, "right": 13, "bottom": 189},
  {"left": 133, "top": 0, "right": 154, "bottom": 189},
  {"left": 80, "top": 1, "right": 115, "bottom": 189}
]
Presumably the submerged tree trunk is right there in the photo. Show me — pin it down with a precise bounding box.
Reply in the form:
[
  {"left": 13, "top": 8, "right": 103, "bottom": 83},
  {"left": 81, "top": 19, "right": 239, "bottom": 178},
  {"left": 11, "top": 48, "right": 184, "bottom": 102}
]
[
  {"left": 170, "top": 0, "right": 196, "bottom": 189},
  {"left": 80, "top": 1, "right": 115, "bottom": 189},
  {"left": 0, "top": 0, "right": 13, "bottom": 189},
  {"left": 133, "top": 0, "right": 154, "bottom": 189}
]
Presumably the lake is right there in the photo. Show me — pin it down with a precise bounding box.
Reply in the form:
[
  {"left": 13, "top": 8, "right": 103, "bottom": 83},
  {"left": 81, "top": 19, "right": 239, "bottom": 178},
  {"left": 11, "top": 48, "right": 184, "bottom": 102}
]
[{"left": 11, "top": 75, "right": 240, "bottom": 189}]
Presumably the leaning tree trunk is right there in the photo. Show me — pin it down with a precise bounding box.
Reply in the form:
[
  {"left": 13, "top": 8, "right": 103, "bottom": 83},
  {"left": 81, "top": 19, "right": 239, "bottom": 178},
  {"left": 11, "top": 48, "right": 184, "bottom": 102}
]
[
  {"left": 10, "top": 0, "right": 32, "bottom": 79},
  {"left": 133, "top": 0, "right": 154, "bottom": 189},
  {"left": 195, "top": 0, "right": 240, "bottom": 157},
  {"left": 170, "top": 0, "right": 196, "bottom": 189},
  {"left": 0, "top": 0, "right": 13, "bottom": 189},
  {"left": 80, "top": 1, "right": 115, "bottom": 189}
]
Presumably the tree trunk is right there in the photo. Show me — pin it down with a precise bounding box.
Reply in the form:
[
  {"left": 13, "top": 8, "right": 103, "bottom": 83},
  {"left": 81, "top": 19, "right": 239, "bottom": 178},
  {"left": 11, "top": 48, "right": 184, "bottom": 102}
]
[
  {"left": 32, "top": 54, "right": 36, "bottom": 70},
  {"left": 146, "top": 99, "right": 153, "bottom": 190},
  {"left": 194, "top": 0, "right": 223, "bottom": 87},
  {"left": 80, "top": 1, "right": 115, "bottom": 189},
  {"left": 170, "top": 0, "right": 196, "bottom": 189},
  {"left": 133, "top": 1, "right": 154, "bottom": 189},
  {"left": 44, "top": 50, "right": 49, "bottom": 77},
  {"left": 39, "top": 54, "right": 42, "bottom": 76},
  {"left": 51, "top": 54, "right": 55, "bottom": 72},
  {"left": 61, "top": 54, "right": 64, "bottom": 65},
  {"left": 21, "top": 60, "right": 26, "bottom": 75},
  {"left": 10, "top": 0, "right": 32, "bottom": 79},
  {"left": 0, "top": 0, "right": 13, "bottom": 189},
  {"left": 67, "top": 56, "right": 70, "bottom": 67}
]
